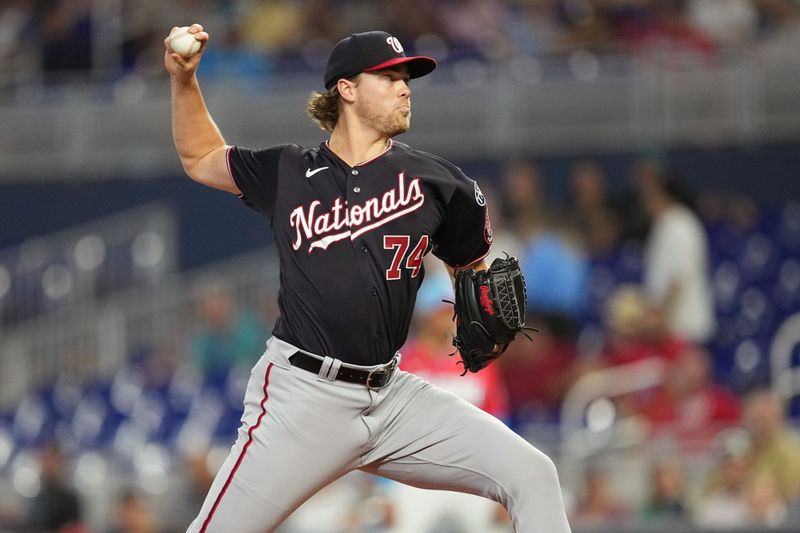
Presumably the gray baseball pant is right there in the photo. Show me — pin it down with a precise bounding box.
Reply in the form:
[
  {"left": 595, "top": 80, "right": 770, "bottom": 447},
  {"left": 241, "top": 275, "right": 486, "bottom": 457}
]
[{"left": 187, "top": 336, "right": 571, "bottom": 532}]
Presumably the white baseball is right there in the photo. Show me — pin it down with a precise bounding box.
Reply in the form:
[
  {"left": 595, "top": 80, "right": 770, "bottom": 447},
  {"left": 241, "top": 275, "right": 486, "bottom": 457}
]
[{"left": 168, "top": 26, "right": 201, "bottom": 58}]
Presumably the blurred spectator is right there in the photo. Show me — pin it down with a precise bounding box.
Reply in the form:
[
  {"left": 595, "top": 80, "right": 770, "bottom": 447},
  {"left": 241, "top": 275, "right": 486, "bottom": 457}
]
[
  {"left": 108, "top": 489, "right": 157, "bottom": 533},
  {"left": 570, "top": 466, "right": 630, "bottom": 526},
  {"left": 198, "top": 23, "right": 271, "bottom": 86},
  {"left": 403, "top": 263, "right": 509, "bottom": 420},
  {"left": 567, "top": 160, "right": 622, "bottom": 259},
  {"left": 437, "top": 0, "right": 509, "bottom": 53},
  {"left": 558, "top": 0, "right": 619, "bottom": 53},
  {"left": 567, "top": 159, "right": 608, "bottom": 222},
  {"left": 521, "top": 223, "right": 589, "bottom": 331},
  {"left": 189, "top": 281, "right": 268, "bottom": 384},
  {"left": 756, "top": 0, "right": 800, "bottom": 36},
  {"left": 687, "top": 0, "right": 759, "bottom": 47},
  {"left": 281, "top": 472, "right": 394, "bottom": 532},
  {"left": 496, "top": 323, "right": 576, "bottom": 425},
  {"left": 343, "top": 474, "right": 395, "bottom": 532},
  {"left": 745, "top": 470, "right": 789, "bottom": 528},
  {"left": 590, "top": 284, "right": 688, "bottom": 419},
  {"left": 2, "top": 0, "right": 800, "bottom": 89},
  {"left": 600, "top": 284, "right": 687, "bottom": 368},
  {"left": 499, "top": 160, "right": 590, "bottom": 328},
  {"left": 36, "top": 0, "right": 93, "bottom": 79},
  {"left": 505, "top": 0, "right": 565, "bottom": 56},
  {"left": 382, "top": 0, "right": 443, "bottom": 44},
  {"left": 628, "top": 0, "right": 716, "bottom": 66},
  {"left": 693, "top": 429, "right": 756, "bottom": 528},
  {"left": 642, "top": 346, "right": 741, "bottom": 450},
  {"left": 741, "top": 388, "right": 800, "bottom": 503},
  {"left": 641, "top": 458, "right": 688, "bottom": 523},
  {"left": 120, "top": 0, "right": 224, "bottom": 78},
  {"left": 26, "top": 442, "right": 83, "bottom": 532},
  {"left": 184, "top": 450, "right": 215, "bottom": 504},
  {"left": 696, "top": 190, "right": 761, "bottom": 235},
  {"left": 242, "top": 0, "right": 304, "bottom": 55},
  {"left": 639, "top": 166, "right": 716, "bottom": 344},
  {"left": 499, "top": 159, "right": 547, "bottom": 235},
  {"left": 694, "top": 397, "right": 800, "bottom": 529},
  {"left": 616, "top": 157, "right": 658, "bottom": 243},
  {"left": 0, "top": 0, "right": 36, "bottom": 88},
  {"left": 301, "top": 0, "right": 349, "bottom": 43}
]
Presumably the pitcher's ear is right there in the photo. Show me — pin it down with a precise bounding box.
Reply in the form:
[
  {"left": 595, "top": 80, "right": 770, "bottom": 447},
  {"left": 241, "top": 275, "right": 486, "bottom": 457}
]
[{"left": 337, "top": 76, "right": 359, "bottom": 103}]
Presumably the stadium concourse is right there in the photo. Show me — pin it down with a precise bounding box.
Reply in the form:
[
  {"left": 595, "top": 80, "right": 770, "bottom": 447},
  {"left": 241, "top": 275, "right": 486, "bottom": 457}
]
[{"left": 1, "top": 1, "right": 800, "bottom": 532}]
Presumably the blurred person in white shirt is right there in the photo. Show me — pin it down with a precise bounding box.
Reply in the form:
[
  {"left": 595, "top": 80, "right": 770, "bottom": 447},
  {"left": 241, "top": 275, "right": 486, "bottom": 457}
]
[{"left": 637, "top": 163, "right": 715, "bottom": 344}]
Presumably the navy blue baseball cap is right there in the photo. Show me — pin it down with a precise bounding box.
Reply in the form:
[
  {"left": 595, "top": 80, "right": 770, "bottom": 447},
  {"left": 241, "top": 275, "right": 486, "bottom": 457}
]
[{"left": 324, "top": 31, "right": 437, "bottom": 90}]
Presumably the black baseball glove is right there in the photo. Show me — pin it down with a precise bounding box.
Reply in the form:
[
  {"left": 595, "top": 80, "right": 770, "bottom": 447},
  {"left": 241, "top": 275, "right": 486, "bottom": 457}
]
[{"left": 450, "top": 255, "right": 534, "bottom": 375}]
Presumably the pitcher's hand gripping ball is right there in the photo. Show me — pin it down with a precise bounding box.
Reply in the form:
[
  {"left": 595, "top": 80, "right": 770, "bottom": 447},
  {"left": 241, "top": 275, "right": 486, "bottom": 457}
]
[
  {"left": 167, "top": 26, "right": 202, "bottom": 57},
  {"left": 451, "top": 255, "right": 535, "bottom": 374}
]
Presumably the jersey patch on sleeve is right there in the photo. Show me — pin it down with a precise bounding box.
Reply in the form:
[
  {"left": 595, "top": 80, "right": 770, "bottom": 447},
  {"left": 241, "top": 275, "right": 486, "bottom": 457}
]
[
  {"left": 474, "top": 181, "right": 486, "bottom": 206},
  {"left": 484, "top": 210, "right": 493, "bottom": 245}
]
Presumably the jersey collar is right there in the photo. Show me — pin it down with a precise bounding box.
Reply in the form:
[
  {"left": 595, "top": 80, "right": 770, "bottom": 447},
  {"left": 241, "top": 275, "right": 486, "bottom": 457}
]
[{"left": 322, "top": 139, "right": 394, "bottom": 168}]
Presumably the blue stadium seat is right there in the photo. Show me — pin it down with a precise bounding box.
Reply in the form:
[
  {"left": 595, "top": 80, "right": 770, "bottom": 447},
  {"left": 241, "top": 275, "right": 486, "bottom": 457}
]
[
  {"left": 773, "top": 258, "right": 800, "bottom": 313},
  {"left": 712, "top": 260, "right": 742, "bottom": 316},
  {"left": 776, "top": 201, "right": 800, "bottom": 255},
  {"left": 739, "top": 233, "right": 781, "bottom": 285}
]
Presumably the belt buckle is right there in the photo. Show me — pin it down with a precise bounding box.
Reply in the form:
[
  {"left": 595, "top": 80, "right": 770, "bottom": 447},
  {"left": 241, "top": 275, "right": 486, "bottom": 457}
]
[{"left": 366, "top": 357, "right": 397, "bottom": 390}]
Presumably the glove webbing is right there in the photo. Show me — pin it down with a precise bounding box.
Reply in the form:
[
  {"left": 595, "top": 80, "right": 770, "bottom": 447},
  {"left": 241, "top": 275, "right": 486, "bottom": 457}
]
[{"left": 492, "top": 271, "right": 524, "bottom": 330}]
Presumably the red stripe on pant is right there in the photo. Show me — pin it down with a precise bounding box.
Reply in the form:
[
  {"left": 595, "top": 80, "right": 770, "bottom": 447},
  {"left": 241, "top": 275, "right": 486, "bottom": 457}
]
[{"left": 200, "top": 362, "right": 274, "bottom": 532}]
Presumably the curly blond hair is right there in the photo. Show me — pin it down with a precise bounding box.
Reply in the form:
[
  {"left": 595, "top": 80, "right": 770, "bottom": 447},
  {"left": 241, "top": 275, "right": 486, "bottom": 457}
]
[{"left": 306, "top": 86, "right": 341, "bottom": 132}]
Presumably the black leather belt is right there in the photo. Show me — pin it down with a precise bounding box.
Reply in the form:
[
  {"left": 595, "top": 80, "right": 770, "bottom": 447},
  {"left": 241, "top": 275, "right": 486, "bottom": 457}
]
[{"left": 288, "top": 351, "right": 398, "bottom": 389}]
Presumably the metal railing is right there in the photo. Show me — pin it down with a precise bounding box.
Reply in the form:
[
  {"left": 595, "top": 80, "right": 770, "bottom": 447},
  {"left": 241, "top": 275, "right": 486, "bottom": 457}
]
[
  {"left": 771, "top": 311, "right": 800, "bottom": 412},
  {"left": 559, "top": 357, "right": 668, "bottom": 490},
  {"left": 0, "top": 241, "right": 277, "bottom": 409},
  {"left": 0, "top": 204, "right": 179, "bottom": 407}
]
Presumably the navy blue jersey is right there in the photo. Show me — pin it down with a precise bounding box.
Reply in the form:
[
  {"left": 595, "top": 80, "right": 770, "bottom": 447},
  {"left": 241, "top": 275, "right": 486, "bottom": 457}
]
[{"left": 228, "top": 140, "right": 492, "bottom": 365}]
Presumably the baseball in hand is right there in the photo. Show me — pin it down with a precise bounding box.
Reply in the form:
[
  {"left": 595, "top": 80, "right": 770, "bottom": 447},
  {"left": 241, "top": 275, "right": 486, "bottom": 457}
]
[{"left": 168, "top": 26, "right": 202, "bottom": 57}]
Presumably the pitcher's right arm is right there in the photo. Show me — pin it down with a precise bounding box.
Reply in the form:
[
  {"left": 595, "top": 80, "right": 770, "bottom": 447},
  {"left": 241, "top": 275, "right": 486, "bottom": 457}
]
[{"left": 164, "top": 24, "right": 238, "bottom": 194}]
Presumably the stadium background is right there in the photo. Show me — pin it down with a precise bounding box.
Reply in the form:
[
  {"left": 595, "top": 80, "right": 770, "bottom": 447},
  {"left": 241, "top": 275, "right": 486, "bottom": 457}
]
[{"left": 1, "top": 0, "right": 800, "bottom": 531}]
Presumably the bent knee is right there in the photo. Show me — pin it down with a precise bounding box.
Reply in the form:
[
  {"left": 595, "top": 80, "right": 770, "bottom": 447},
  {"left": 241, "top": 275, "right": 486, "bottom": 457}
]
[{"left": 509, "top": 447, "right": 561, "bottom": 489}]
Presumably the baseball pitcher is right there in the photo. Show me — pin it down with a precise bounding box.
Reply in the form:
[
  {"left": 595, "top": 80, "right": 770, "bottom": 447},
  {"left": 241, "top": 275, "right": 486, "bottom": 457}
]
[{"left": 165, "top": 24, "right": 572, "bottom": 533}]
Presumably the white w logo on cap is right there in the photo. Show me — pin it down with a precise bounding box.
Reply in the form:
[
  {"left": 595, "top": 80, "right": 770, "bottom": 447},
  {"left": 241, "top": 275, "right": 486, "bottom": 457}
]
[{"left": 386, "top": 36, "right": 404, "bottom": 54}]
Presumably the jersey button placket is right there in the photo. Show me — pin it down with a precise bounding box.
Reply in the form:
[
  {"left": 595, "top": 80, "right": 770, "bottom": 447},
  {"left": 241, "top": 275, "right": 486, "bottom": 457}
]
[{"left": 346, "top": 167, "right": 374, "bottom": 354}]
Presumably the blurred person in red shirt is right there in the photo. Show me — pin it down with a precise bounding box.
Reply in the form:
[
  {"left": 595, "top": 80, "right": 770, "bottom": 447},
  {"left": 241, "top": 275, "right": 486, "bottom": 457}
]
[
  {"left": 621, "top": 0, "right": 716, "bottom": 64},
  {"left": 642, "top": 346, "right": 741, "bottom": 450},
  {"left": 601, "top": 284, "right": 688, "bottom": 368},
  {"left": 496, "top": 323, "right": 577, "bottom": 425},
  {"left": 401, "top": 264, "right": 509, "bottom": 420},
  {"left": 584, "top": 284, "right": 689, "bottom": 419}
]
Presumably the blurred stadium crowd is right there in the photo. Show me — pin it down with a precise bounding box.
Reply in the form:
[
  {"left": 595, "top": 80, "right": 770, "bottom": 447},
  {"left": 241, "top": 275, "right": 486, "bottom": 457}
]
[
  {"left": 1, "top": 1, "right": 800, "bottom": 533},
  {"left": 4, "top": 0, "right": 800, "bottom": 86},
  {"left": 1, "top": 156, "right": 798, "bottom": 532}
]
